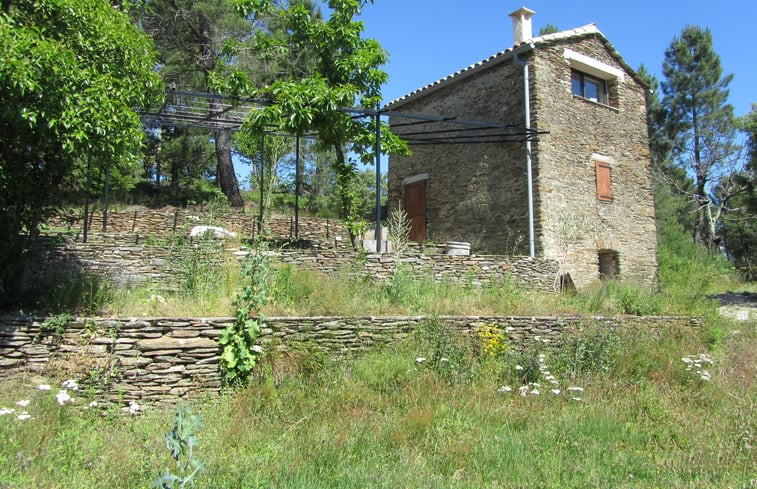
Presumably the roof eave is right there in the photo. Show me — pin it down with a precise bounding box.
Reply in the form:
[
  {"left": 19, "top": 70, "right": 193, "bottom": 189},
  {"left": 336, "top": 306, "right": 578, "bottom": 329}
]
[{"left": 384, "top": 43, "right": 535, "bottom": 111}]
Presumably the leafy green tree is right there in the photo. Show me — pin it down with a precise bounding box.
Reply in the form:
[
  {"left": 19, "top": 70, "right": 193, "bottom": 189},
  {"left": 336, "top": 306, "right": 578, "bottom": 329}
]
[
  {"left": 0, "top": 0, "right": 161, "bottom": 303},
  {"left": 637, "top": 64, "right": 697, "bottom": 239},
  {"left": 234, "top": 132, "right": 295, "bottom": 228},
  {"left": 233, "top": 0, "right": 410, "bottom": 245},
  {"left": 660, "top": 26, "right": 747, "bottom": 250}
]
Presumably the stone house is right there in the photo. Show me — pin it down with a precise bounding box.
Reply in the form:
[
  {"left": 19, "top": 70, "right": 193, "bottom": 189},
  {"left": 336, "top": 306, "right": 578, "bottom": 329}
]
[{"left": 386, "top": 7, "right": 658, "bottom": 288}]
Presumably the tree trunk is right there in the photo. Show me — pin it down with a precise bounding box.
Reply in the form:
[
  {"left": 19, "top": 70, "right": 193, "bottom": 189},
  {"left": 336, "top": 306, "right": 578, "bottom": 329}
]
[{"left": 215, "top": 129, "right": 243, "bottom": 207}]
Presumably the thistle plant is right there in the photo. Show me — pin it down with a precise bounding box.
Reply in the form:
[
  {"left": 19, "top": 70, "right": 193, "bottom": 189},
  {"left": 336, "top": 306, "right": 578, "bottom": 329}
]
[{"left": 152, "top": 405, "right": 204, "bottom": 489}]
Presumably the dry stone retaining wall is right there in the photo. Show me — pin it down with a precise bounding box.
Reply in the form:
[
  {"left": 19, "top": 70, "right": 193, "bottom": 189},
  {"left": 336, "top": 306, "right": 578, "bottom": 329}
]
[
  {"left": 275, "top": 251, "right": 559, "bottom": 291},
  {"left": 0, "top": 315, "right": 701, "bottom": 405},
  {"left": 50, "top": 209, "right": 348, "bottom": 249},
  {"left": 26, "top": 238, "right": 561, "bottom": 292}
]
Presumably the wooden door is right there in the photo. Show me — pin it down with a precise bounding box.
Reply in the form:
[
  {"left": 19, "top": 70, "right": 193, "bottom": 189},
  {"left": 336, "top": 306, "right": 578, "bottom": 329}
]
[{"left": 404, "top": 180, "right": 426, "bottom": 243}]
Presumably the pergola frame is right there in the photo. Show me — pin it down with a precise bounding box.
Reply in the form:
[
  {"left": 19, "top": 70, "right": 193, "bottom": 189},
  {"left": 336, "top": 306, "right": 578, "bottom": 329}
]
[{"left": 137, "top": 89, "right": 548, "bottom": 252}]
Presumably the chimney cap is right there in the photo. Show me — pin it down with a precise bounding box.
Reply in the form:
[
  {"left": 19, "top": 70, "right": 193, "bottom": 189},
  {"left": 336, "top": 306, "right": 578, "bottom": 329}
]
[
  {"left": 508, "top": 6, "right": 536, "bottom": 44},
  {"left": 508, "top": 6, "right": 536, "bottom": 19}
]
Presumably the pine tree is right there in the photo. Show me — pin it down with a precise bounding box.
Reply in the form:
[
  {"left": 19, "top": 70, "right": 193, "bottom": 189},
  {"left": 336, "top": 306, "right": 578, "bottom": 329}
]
[{"left": 660, "top": 25, "right": 746, "bottom": 250}]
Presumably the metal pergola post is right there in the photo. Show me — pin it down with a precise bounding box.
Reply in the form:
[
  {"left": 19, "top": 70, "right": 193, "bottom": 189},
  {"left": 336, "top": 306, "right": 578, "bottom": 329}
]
[
  {"left": 294, "top": 134, "right": 300, "bottom": 240},
  {"left": 83, "top": 151, "right": 92, "bottom": 243},
  {"left": 258, "top": 134, "right": 265, "bottom": 237},
  {"left": 102, "top": 164, "right": 110, "bottom": 233},
  {"left": 375, "top": 105, "right": 382, "bottom": 253}
]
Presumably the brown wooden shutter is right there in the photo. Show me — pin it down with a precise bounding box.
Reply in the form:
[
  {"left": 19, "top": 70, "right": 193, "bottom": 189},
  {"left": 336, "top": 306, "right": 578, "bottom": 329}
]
[{"left": 595, "top": 161, "right": 612, "bottom": 202}]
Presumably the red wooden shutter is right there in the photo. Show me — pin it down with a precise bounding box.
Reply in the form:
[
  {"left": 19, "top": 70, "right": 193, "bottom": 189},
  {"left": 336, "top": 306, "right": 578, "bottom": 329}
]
[
  {"left": 595, "top": 161, "right": 612, "bottom": 202},
  {"left": 404, "top": 180, "right": 427, "bottom": 243}
]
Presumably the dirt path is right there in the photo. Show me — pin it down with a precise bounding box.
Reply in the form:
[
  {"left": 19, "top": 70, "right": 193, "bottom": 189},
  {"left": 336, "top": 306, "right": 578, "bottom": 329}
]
[{"left": 715, "top": 292, "right": 757, "bottom": 321}]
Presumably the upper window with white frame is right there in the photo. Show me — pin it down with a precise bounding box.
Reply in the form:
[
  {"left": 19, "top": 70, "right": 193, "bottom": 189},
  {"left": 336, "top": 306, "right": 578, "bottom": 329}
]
[
  {"left": 563, "top": 48, "right": 623, "bottom": 108},
  {"left": 571, "top": 69, "right": 608, "bottom": 105}
]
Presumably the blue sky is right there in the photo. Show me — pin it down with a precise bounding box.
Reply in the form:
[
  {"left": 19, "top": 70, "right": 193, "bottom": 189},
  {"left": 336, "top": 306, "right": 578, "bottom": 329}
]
[
  {"left": 236, "top": 1, "right": 756, "bottom": 186},
  {"left": 359, "top": 0, "right": 755, "bottom": 117}
]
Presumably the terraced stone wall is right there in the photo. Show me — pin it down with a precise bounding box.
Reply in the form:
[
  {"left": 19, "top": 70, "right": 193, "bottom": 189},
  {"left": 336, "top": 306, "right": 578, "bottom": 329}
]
[
  {"left": 49, "top": 209, "right": 348, "bottom": 249},
  {"left": 0, "top": 315, "right": 701, "bottom": 406},
  {"left": 25, "top": 237, "right": 561, "bottom": 292}
]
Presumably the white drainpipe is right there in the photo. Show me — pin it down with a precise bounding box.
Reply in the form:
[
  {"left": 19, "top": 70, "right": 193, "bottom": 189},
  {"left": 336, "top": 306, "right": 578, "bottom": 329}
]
[{"left": 513, "top": 49, "right": 535, "bottom": 258}]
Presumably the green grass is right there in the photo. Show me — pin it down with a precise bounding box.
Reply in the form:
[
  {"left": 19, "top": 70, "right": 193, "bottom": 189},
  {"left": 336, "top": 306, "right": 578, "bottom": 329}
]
[{"left": 1, "top": 318, "right": 754, "bottom": 488}]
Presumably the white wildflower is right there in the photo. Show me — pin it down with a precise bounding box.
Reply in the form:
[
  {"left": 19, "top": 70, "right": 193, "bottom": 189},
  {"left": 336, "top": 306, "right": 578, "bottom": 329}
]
[
  {"left": 16, "top": 412, "right": 33, "bottom": 421},
  {"left": 551, "top": 389, "right": 561, "bottom": 395},
  {"left": 415, "top": 357, "right": 426, "bottom": 364},
  {"left": 572, "top": 397, "right": 582, "bottom": 402},
  {"left": 440, "top": 357, "right": 449, "bottom": 363},
  {"left": 37, "top": 384, "right": 51, "bottom": 391},
  {"left": 128, "top": 401, "right": 140, "bottom": 415},
  {"left": 497, "top": 386, "right": 512, "bottom": 394},
  {"left": 530, "top": 383, "right": 542, "bottom": 388},
  {"left": 88, "top": 401, "right": 98, "bottom": 407},
  {"left": 55, "top": 389, "right": 73, "bottom": 405},
  {"left": 519, "top": 386, "right": 529, "bottom": 397},
  {"left": 567, "top": 386, "right": 584, "bottom": 393},
  {"left": 515, "top": 365, "right": 523, "bottom": 371},
  {"left": 251, "top": 345, "right": 263, "bottom": 353},
  {"left": 15, "top": 400, "right": 30, "bottom": 407},
  {"left": 682, "top": 357, "right": 693, "bottom": 364},
  {"left": 0, "top": 407, "right": 15, "bottom": 416},
  {"left": 530, "top": 389, "right": 540, "bottom": 395},
  {"left": 62, "top": 379, "right": 79, "bottom": 391}
]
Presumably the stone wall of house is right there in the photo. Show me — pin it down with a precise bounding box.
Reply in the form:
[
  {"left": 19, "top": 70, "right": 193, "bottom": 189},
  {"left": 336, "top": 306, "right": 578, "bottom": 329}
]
[
  {"left": 24, "top": 238, "right": 560, "bottom": 292},
  {"left": 531, "top": 36, "right": 658, "bottom": 287},
  {"left": 49, "top": 209, "right": 348, "bottom": 250},
  {"left": 387, "top": 57, "right": 531, "bottom": 256},
  {"left": 387, "top": 35, "right": 658, "bottom": 289},
  {"left": 0, "top": 314, "right": 701, "bottom": 405}
]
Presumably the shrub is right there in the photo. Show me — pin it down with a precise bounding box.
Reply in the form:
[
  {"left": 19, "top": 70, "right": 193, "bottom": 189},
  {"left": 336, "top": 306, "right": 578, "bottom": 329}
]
[{"left": 551, "top": 321, "right": 628, "bottom": 379}]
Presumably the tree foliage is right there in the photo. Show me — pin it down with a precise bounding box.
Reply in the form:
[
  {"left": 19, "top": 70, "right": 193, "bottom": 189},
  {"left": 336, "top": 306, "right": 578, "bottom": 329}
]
[
  {"left": 720, "top": 105, "right": 757, "bottom": 279},
  {"left": 659, "top": 26, "right": 746, "bottom": 250},
  {"left": 139, "top": 0, "right": 260, "bottom": 207},
  {"left": 231, "top": 0, "right": 410, "bottom": 243},
  {"left": 0, "top": 0, "right": 162, "bottom": 303}
]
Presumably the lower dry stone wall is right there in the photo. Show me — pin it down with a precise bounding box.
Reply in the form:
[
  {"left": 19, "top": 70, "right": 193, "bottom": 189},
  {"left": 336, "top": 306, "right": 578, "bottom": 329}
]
[{"left": 0, "top": 315, "right": 701, "bottom": 406}]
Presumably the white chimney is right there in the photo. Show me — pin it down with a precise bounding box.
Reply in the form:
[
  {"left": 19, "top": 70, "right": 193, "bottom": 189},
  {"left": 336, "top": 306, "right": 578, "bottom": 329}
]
[{"left": 508, "top": 6, "right": 536, "bottom": 45}]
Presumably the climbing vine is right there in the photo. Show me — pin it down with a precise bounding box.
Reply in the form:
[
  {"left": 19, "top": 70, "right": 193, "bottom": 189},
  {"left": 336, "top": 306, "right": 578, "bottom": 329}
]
[{"left": 219, "top": 242, "right": 269, "bottom": 386}]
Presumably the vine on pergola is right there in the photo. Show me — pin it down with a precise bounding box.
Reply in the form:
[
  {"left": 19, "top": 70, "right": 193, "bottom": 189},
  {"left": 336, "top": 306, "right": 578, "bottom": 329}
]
[{"left": 220, "top": 0, "right": 410, "bottom": 244}]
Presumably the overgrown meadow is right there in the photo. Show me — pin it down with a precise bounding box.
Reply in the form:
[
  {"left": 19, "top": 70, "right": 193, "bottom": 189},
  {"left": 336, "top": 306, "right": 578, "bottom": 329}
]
[
  {"left": 1, "top": 314, "right": 754, "bottom": 488},
  {"left": 2, "top": 223, "right": 755, "bottom": 488}
]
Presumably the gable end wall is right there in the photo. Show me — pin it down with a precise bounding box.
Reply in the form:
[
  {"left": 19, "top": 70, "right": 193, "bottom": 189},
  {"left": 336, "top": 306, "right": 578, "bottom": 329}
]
[{"left": 530, "top": 36, "right": 658, "bottom": 287}]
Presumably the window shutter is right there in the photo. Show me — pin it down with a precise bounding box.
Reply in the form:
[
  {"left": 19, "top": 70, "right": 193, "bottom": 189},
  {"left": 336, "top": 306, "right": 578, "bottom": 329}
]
[{"left": 595, "top": 161, "right": 612, "bottom": 202}]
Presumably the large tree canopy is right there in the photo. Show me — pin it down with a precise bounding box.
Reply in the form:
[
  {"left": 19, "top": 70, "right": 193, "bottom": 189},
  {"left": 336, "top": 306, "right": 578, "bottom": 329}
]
[
  {"left": 0, "top": 0, "right": 162, "bottom": 301},
  {"left": 660, "top": 25, "right": 745, "bottom": 250}
]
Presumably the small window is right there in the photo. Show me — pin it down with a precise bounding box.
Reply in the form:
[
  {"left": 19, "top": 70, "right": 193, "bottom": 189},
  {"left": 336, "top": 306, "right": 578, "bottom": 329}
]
[
  {"left": 598, "top": 250, "right": 619, "bottom": 281},
  {"left": 595, "top": 160, "right": 612, "bottom": 202},
  {"left": 571, "top": 70, "right": 608, "bottom": 105}
]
